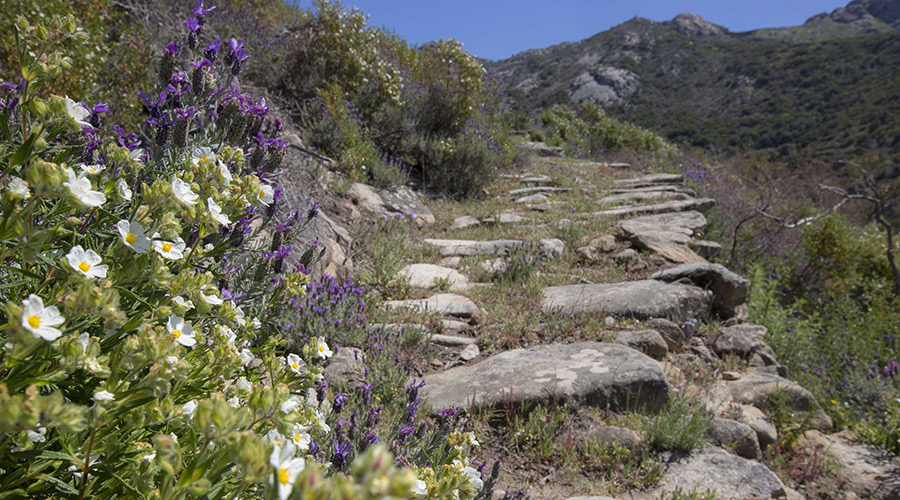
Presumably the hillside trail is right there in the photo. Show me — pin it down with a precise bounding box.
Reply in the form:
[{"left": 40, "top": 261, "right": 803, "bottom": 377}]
[{"left": 327, "top": 146, "right": 900, "bottom": 500}]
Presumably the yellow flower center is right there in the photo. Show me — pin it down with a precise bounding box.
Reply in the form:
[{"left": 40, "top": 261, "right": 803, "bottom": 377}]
[
  {"left": 126, "top": 233, "right": 137, "bottom": 244},
  {"left": 318, "top": 345, "right": 325, "bottom": 353},
  {"left": 79, "top": 261, "right": 91, "bottom": 272},
  {"left": 172, "top": 329, "right": 182, "bottom": 339},
  {"left": 27, "top": 314, "right": 41, "bottom": 328},
  {"left": 162, "top": 242, "right": 173, "bottom": 253},
  {"left": 259, "top": 189, "right": 265, "bottom": 199},
  {"left": 278, "top": 467, "right": 290, "bottom": 485},
  {"left": 293, "top": 434, "right": 301, "bottom": 443},
  {"left": 201, "top": 156, "right": 209, "bottom": 163},
  {"left": 291, "top": 362, "right": 300, "bottom": 371}
]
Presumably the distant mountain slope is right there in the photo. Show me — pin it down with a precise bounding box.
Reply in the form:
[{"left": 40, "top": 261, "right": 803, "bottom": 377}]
[{"left": 486, "top": 0, "right": 900, "bottom": 164}]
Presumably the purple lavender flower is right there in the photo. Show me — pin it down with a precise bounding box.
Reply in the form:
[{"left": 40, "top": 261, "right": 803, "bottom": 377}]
[
  {"left": 330, "top": 441, "right": 353, "bottom": 469},
  {"left": 191, "top": 0, "right": 215, "bottom": 24},
  {"left": 165, "top": 41, "right": 180, "bottom": 56},
  {"left": 204, "top": 39, "right": 221, "bottom": 62}
]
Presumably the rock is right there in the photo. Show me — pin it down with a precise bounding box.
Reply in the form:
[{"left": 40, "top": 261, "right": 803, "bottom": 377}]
[
  {"left": 566, "top": 497, "right": 617, "bottom": 500},
  {"left": 460, "top": 344, "right": 480, "bottom": 361},
  {"left": 625, "top": 210, "right": 708, "bottom": 231},
  {"left": 712, "top": 324, "right": 778, "bottom": 366},
  {"left": 647, "top": 318, "right": 686, "bottom": 352},
  {"left": 479, "top": 258, "right": 507, "bottom": 274},
  {"left": 576, "top": 235, "right": 617, "bottom": 261},
  {"left": 515, "top": 193, "right": 550, "bottom": 204},
  {"left": 440, "top": 256, "right": 462, "bottom": 268},
  {"left": 727, "top": 369, "right": 832, "bottom": 431},
  {"left": 424, "top": 238, "right": 564, "bottom": 260},
  {"left": 616, "top": 329, "right": 668, "bottom": 360},
  {"left": 655, "top": 446, "right": 786, "bottom": 499},
  {"left": 431, "top": 334, "right": 476, "bottom": 347},
  {"left": 481, "top": 212, "right": 527, "bottom": 225},
  {"left": 723, "top": 371, "right": 742, "bottom": 381},
  {"left": 599, "top": 190, "right": 691, "bottom": 205},
  {"left": 449, "top": 215, "right": 481, "bottom": 230},
  {"left": 619, "top": 218, "right": 706, "bottom": 264},
  {"left": 521, "top": 175, "right": 553, "bottom": 184},
  {"left": 690, "top": 240, "right": 722, "bottom": 260},
  {"left": 661, "top": 361, "right": 686, "bottom": 389},
  {"left": 421, "top": 342, "right": 670, "bottom": 413},
  {"left": 508, "top": 186, "right": 571, "bottom": 196},
  {"left": 691, "top": 382, "right": 734, "bottom": 414},
  {"left": 705, "top": 418, "right": 762, "bottom": 459},
  {"left": 541, "top": 280, "right": 712, "bottom": 324},
  {"left": 323, "top": 347, "right": 367, "bottom": 389},
  {"left": 591, "top": 198, "right": 716, "bottom": 217},
  {"left": 608, "top": 185, "right": 689, "bottom": 195},
  {"left": 580, "top": 425, "right": 643, "bottom": 450},
  {"left": 613, "top": 248, "right": 638, "bottom": 262},
  {"left": 614, "top": 173, "right": 684, "bottom": 188},
  {"left": 385, "top": 293, "right": 481, "bottom": 319},
  {"left": 440, "top": 319, "right": 469, "bottom": 332},
  {"left": 345, "top": 183, "right": 435, "bottom": 227},
  {"left": 652, "top": 262, "right": 749, "bottom": 310},
  {"left": 519, "top": 141, "right": 564, "bottom": 157},
  {"left": 398, "top": 264, "right": 471, "bottom": 292},
  {"left": 530, "top": 203, "right": 554, "bottom": 211},
  {"left": 735, "top": 404, "right": 778, "bottom": 450},
  {"left": 797, "top": 430, "right": 900, "bottom": 500}
]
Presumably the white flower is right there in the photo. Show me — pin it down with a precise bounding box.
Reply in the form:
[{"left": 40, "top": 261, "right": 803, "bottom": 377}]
[
  {"left": 8, "top": 177, "right": 30, "bottom": 200},
  {"left": 171, "top": 177, "right": 198, "bottom": 206},
  {"left": 270, "top": 442, "right": 305, "bottom": 500},
  {"left": 412, "top": 480, "right": 427, "bottom": 497},
  {"left": 64, "top": 96, "right": 90, "bottom": 128},
  {"left": 315, "top": 337, "right": 333, "bottom": 359},
  {"left": 239, "top": 348, "right": 255, "bottom": 366},
  {"left": 116, "top": 178, "right": 132, "bottom": 201},
  {"left": 207, "top": 198, "right": 231, "bottom": 225},
  {"left": 219, "top": 325, "right": 236, "bottom": 346},
  {"left": 66, "top": 245, "right": 108, "bottom": 279},
  {"left": 264, "top": 429, "right": 285, "bottom": 444},
  {"left": 256, "top": 184, "right": 275, "bottom": 206},
  {"left": 78, "top": 332, "right": 90, "bottom": 351},
  {"left": 166, "top": 315, "right": 196, "bottom": 347},
  {"left": 21, "top": 294, "right": 64, "bottom": 341},
  {"left": 217, "top": 160, "right": 233, "bottom": 183},
  {"left": 172, "top": 296, "right": 195, "bottom": 310},
  {"left": 227, "top": 396, "right": 241, "bottom": 407},
  {"left": 468, "top": 431, "right": 480, "bottom": 447},
  {"left": 201, "top": 291, "right": 223, "bottom": 305},
  {"left": 182, "top": 400, "right": 198, "bottom": 418},
  {"left": 191, "top": 147, "right": 216, "bottom": 166},
  {"left": 287, "top": 353, "right": 306, "bottom": 374},
  {"left": 142, "top": 453, "right": 156, "bottom": 463},
  {"left": 289, "top": 424, "right": 311, "bottom": 451},
  {"left": 152, "top": 235, "right": 185, "bottom": 260},
  {"left": 64, "top": 168, "right": 106, "bottom": 207},
  {"left": 251, "top": 318, "right": 262, "bottom": 330},
  {"left": 94, "top": 390, "right": 115, "bottom": 402},
  {"left": 464, "top": 466, "right": 483, "bottom": 491},
  {"left": 26, "top": 425, "right": 47, "bottom": 443},
  {"left": 280, "top": 395, "right": 302, "bottom": 414},
  {"left": 79, "top": 163, "right": 104, "bottom": 175},
  {"left": 314, "top": 409, "right": 331, "bottom": 434},
  {"left": 166, "top": 356, "right": 179, "bottom": 365},
  {"left": 233, "top": 304, "right": 246, "bottom": 326},
  {"left": 117, "top": 220, "right": 151, "bottom": 253},
  {"left": 235, "top": 377, "right": 252, "bottom": 392}
]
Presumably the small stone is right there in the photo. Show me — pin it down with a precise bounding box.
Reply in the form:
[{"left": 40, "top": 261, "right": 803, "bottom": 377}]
[
  {"left": 723, "top": 371, "right": 742, "bottom": 381},
  {"left": 460, "top": 344, "right": 480, "bottom": 361},
  {"left": 705, "top": 417, "right": 762, "bottom": 459},
  {"left": 515, "top": 193, "right": 550, "bottom": 204},
  {"left": 616, "top": 329, "right": 668, "bottom": 359},
  {"left": 440, "top": 256, "right": 462, "bottom": 268},
  {"left": 647, "top": 318, "right": 686, "bottom": 352},
  {"left": 440, "top": 319, "right": 469, "bottom": 332},
  {"left": 431, "top": 334, "right": 476, "bottom": 347},
  {"left": 450, "top": 215, "right": 481, "bottom": 230},
  {"left": 613, "top": 248, "right": 638, "bottom": 262},
  {"left": 431, "top": 359, "right": 445, "bottom": 369}
]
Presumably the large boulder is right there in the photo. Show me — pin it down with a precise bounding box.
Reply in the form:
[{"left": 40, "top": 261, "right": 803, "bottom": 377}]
[
  {"left": 345, "top": 182, "right": 435, "bottom": 227},
  {"left": 797, "top": 430, "right": 900, "bottom": 500},
  {"left": 424, "top": 238, "right": 564, "bottom": 259},
  {"left": 421, "top": 342, "right": 670, "bottom": 413},
  {"left": 652, "top": 262, "right": 749, "bottom": 310},
  {"left": 654, "top": 446, "right": 786, "bottom": 499},
  {"left": 727, "top": 368, "right": 832, "bottom": 431},
  {"left": 712, "top": 324, "right": 778, "bottom": 366},
  {"left": 619, "top": 218, "right": 706, "bottom": 264},
  {"left": 705, "top": 417, "right": 762, "bottom": 460},
  {"left": 397, "top": 264, "right": 470, "bottom": 292},
  {"left": 541, "top": 280, "right": 712, "bottom": 324}
]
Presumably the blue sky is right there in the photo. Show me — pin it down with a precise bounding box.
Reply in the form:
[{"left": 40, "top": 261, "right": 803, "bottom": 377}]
[{"left": 291, "top": 1, "right": 852, "bottom": 60}]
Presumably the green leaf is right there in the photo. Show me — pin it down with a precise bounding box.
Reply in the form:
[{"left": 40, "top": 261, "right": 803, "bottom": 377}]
[
  {"left": 0, "top": 489, "right": 28, "bottom": 499},
  {"left": 36, "top": 450, "right": 75, "bottom": 463},
  {"left": 37, "top": 474, "right": 78, "bottom": 495},
  {"left": 105, "top": 468, "right": 146, "bottom": 498},
  {"left": 9, "top": 132, "right": 38, "bottom": 169}
]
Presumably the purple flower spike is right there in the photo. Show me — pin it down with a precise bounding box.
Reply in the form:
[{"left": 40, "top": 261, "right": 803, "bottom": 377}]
[
  {"left": 175, "top": 107, "right": 196, "bottom": 119},
  {"left": 191, "top": 0, "right": 216, "bottom": 19},
  {"left": 91, "top": 101, "right": 110, "bottom": 114},
  {"left": 186, "top": 17, "right": 200, "bottom": 33},
  {"left": 165, "top": 41, "right": 180, "bottom": 56},
  {"left": 204, "top": 39, "right": 221, "bottom": 62}
]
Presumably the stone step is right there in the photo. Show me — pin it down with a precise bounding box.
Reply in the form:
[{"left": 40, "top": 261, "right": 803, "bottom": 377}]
[
  {"left": 508, "top": 186, "right": 571, "bottom": 196},
  {"left": 430, "top": 334, "right": 476, "bottom": 347},
  {"left": 421, "top": 342, "right": 670, "bottom": 413},
  {"left": 613, "top": 173, "right": 684, "bottom": 188},
  {"left": 515, "top": 193, "right": 550, "bottom": 204},
  {"left": 590, "top": 198, "right": 716, "bottom": 217},
  {"left": 607, "top": 185, "right": 691, "bottom": 195},
  {"left": 598, "top": 190, "right": 692, "bottom": 206},
  {"left": 384, "top": 293, "right": 481, "bottom": 319},
  {"left": 424, "top": 238, "right": 564, "bottom": 259},
  {"left": 621, "top": 211, "right": 708, "bottom": 231},
  {"left": 541, "top": 280, "right": 712, "bottom": 324},
  {"left": 397, "top": 263, "right": 471, "bottom": 292}
]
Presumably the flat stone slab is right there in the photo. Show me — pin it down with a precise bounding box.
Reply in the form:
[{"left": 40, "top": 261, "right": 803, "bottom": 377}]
[
  {"left": 520, "top": 175, "right": 553, "bottom": 184},
  {"left": 590, "top": 198, "right": 716, "bottom": 217},
  {"left": 430, "top": 334, "right": 476, "bottom": 347},
  {"left": 655, "top": 446, "right": 786, "bottom": 499},
  {"left": 481, "top": 213, "right": 527, "bottom": 224},
  {"left": 614, "top": 173, "right": 684, "bottom": 188},
  {"left": 384, "top": 293, "right": 480, "bottom": 319},
  {"left": 449, "top": 215, "right": 481, "bottom": 230},
  {"left": 727, "top": 369, "right": 832, "bottom": 430},
  {"left": 798, "top": 430, "right": 900, "bottom": 500},
  {"left": 515, "top": 193, "right": 550, "bottom": 204},
  {"left": 608, "top": 185, "right": 690, "bottom": 195},
  {"left": 398, "top": 263, "right": 470, "bottom": 292},
  {"left": 652, "top": 262, "right": 749, "bottom": 310},
  {"left": 599, "top": 190, "right": 691, "bottom": 206},
  {"left": 508, "top": 186, "right": 571, "bottom": 196},
  {"left": 421, "top": 342, "right": 670, "bottom": 413},
  {"left": 619, "top": 219, "right": 706, "bottom": 264},
  {"left": 541, "top": 280, "right": 712, "bottom": 324},
  {"left": 424, "top": 238, "right": 564, "bottom": 259},
  {"left": 624, "top": 211, "right": 708, "bottom": 230}
]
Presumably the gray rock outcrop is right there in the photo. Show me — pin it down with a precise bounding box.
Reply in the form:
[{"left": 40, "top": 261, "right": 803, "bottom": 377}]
[{"left": 541, "top": 280, "right": 712, "bottom": 323}]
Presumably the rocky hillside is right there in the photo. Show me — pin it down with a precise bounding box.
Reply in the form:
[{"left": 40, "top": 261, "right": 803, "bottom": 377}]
[{"left": 486, "top": 0, "right": 900, "bottom": 165}]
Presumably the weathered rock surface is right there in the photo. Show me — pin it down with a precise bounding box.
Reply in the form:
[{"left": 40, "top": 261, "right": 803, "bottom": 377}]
[
  {"left": 616, "top": 329, "right": 668, "bottom": 359},
  {"left": 384, "top": 293, "right": 481, "bottom": 319},
  {"left": 591, "top": 198, "right": 716, "bottom": 218},
  {"left": 508, "top": 186, "right": 571, "bottom": 196},
  {"left": 430, "top": 334, "right": 476, "bottom": 347},
  {"left": 459, "top": 344, "right": 480, "bottom": 361},
  {"left": 614, "top": 173, "right": 685, "bottom": 189},
  {"left": 520, "top": 175, "right": 553, "bottom": 184},
  {"left": 481, "top": 212, "right": 527, "bottom": 225},
  {"left": 323, "top": 347, "right": 366, "bottom": 389},
  {"left": 705, "top": 418, "right": 762, "bottom": 459},
  {"left": 424, "top": 238, "right": 565, "bottom": 259},
  {"left": 653, "top": 262, "right": 749, "bottom": 310},
  {"left": 727, "top": 369, "right": 832, "bottom": 430},
  {"left": 608, "top": 185, "right": 690, "bottom": 195},
  {"left": 541, "top": 280, "right": 712, "bottom": 324},
  {"left": 449, "top": 215, "right": 481, "bottom": 230},
  {"left": 599, "top": 190, "right": 691, "bottom": 205},
  {"left": 346, "top": 182, "right": 435, "bottom": 226},
  {"left": 646, "top": 318, "right": 686, "bottom": 352},
  {"left": 712, "top": 324, "right": 778, "bottom": 366},
  {"left": 421, "top": 342, "right": 670, "bottom": 413},
  {"left": 398, "top": 264, "right": 470, "bottom": 292},
  {"left": 733, "top": 404, "right": 778, "bottom": 450},
  {"left": 579, "top": 425, "right": 643, "bottom": 450},
  {"left": 576, "top": 235, "right": 618, "bottom": 262},
  {"left": 619, "top": 218, "right": 706, "bottom": 264},
  {"left": 797, "top": 430, "right": 900, "bottom": 500},
  {"left": 624, "top": 210, "right": 708, "bottom": 231},
  {"left": 519, "top": 141, "right": 564, "bottom": 157},
  {"left": 655, "top": 446, "right": 786, "bottom": 499},
  {"left": 515, "top": 193, "right": 550, "bottom": 204}
]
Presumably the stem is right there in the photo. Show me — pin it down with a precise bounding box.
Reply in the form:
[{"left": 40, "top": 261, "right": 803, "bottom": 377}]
[{"left": 79, "top": 424, "right": 99, "bottom": 500}]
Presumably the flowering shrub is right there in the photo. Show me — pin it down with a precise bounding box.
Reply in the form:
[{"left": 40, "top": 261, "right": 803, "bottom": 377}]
[{"left": 0, "top": 7, "right": 486, "bottom": 499}]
